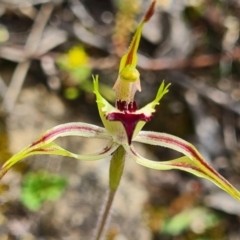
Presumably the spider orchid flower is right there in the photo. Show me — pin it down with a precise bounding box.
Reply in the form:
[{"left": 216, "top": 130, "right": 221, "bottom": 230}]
[{"left": 1, "top": 0, "right": 240, "bottom": 203}]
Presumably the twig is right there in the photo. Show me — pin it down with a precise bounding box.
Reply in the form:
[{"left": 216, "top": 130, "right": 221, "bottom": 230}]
[
  {"left": 167, "top": 71, "right": 240, "bottom": 115},
  {"left": 73, "top": 23, "right": 107, "bottom": 50},
  {"left": 0, "top": 74, "right": 7, "bottom": 99},
  {"left": 69, "top": 0, "right": 95, "bottom": 28},
  {"left": 25, "top": 4, "right": 54, "bottom": 56},
  {"left": 0, "top": 0, "right": 60, "bottom": 8},
  {"left": 3, "top": 3, "right": 54, "bottom": 113},
  {"left": 37, "top": 29, "right": 67, "bottom": 56},
  {"left": 3, "top": 44, "right": 240, "bottom": 73},
  {"left": 3, "top": 61, "right": 31, "bottom": 108},
  {"left": 138, "top": 47, "right": 240, "bottom": 70},
  {"left": 0, "top": 45, "right": 26, "bottom": 62},
  {"left": 0, "top": 29, "right": 67, "bottom": 63}
]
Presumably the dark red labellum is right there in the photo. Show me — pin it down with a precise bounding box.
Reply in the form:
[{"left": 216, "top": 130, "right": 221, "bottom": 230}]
[
  {"left": 116, "top": 100, "right": 138, "bottom": 112},
  {"left": 107, "top": 110, "right": 151, "bottom": 145}
]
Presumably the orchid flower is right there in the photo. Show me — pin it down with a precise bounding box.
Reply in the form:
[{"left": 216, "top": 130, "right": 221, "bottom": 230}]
[{"left": 1, "top": 1, "right": 240, "bottom": 238}]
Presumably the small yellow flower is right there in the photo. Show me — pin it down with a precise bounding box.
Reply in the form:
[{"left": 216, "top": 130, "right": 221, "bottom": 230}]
[{"left": 67, "top": 46, "right": 89, "bottom": 68}]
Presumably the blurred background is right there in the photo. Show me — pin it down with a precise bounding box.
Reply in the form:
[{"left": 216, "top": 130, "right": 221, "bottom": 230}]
[{"left": 1, "top": 0, "right": 240, "bottom": 239}]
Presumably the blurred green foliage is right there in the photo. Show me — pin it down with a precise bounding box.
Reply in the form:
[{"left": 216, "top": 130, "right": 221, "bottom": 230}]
[
  {"left": 20, "top": 170, "right": 67, "bottom": 211},
  {"left": 57, "top": 45, "right": 92, "bottom": 99},
  {"left": 56, "top": 45, "right": 114, "bottom": 101},
  {"left": 161, "top": 207, "right": 220, "bottom": 236}
]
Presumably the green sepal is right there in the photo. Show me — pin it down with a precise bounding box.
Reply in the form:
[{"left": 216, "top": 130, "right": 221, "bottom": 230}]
[
  {"left": 132, "top": 81, "right": 171, "bottom": 139},
  {"left": 136, "top": 81, "right": 171, "bottom": 117},
  {"left": 119, "top": 22, "right": 144, "bottom": 74},
  {"left": 0, "top": 122, "right": 116, "bottom": 179},
  {"left": 119, "top": 0, "right": 156, "bottom": 74},
  {"left": 131, "top": 131, "right": 240, "bottom": 202}
]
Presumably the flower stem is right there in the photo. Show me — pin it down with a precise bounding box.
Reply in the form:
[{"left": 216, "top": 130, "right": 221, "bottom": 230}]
[
  {"left": 94, "top": 189, "right": 116, "bottom": 240},
  {"left": 93, "top": 146, "right": 125, "bottom": 240}
]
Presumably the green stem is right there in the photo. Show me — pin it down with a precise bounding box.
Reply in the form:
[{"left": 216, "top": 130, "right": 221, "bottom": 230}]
[
  {"left": 94, "top": 189, "right": 116, "bottom": 240},
  {"left": 93, "top": 146, "right": 125, "bottom": 240}
]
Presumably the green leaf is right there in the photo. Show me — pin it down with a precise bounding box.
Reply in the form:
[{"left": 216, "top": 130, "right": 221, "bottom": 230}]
[
  {"left": 20, "top": 171, "right": 67, "bottom": 211},
  {"left": 64, "top": 87, "right": 80, "bottom": 100},
  {"left": 71, "top": 67, "right": 91, "bottom": 84},
  {"left": 162, "top": 207, "right": 220, "bottom": 236}
]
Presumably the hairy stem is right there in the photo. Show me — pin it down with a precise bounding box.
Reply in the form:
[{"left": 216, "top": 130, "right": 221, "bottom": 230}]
[
  {"left": 93, "top": 146, "right": 125, "bottom": 240},
  {"left": 94, "top": 189, "right": 116, "bottom": 240}
]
